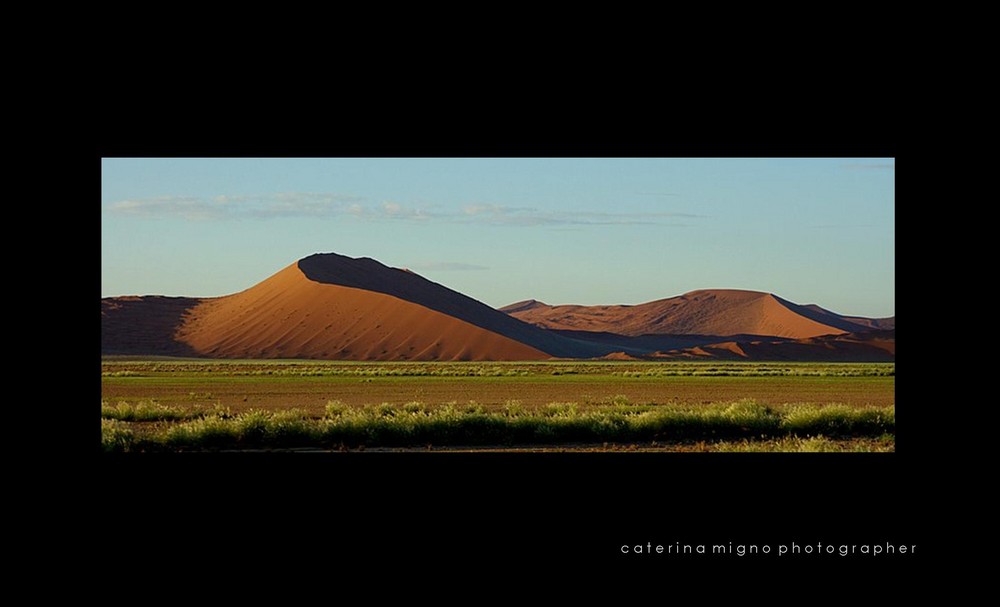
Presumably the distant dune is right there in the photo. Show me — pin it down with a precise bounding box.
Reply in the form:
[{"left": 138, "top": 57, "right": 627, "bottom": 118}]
[
  {"left": 501, "top": 289, "right": 888, "bottom": 340},
  {"left": 102, "top": 253, "right": 894, "bottom": 362},
  {"left": 800, "top": 304, "right": 895, "bottom": 331},
  {"left": 500, "top": 299, "right": 550, "bottom": 315},
  {"left": 649, "top": 330, "right": 895, "bottom": 362}
]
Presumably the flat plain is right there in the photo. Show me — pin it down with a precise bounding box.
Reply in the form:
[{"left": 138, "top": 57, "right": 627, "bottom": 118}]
[{"left": 101, "top": 359, "right": 894, "bottom": 452}]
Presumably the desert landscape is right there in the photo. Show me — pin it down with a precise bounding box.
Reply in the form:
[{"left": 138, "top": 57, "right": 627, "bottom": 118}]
[
  {"left": 104, "top": 252, "right": 895, "bottom": 362},
  {"left": 102, "top": 252, "right": 895, "bottom": 452}
]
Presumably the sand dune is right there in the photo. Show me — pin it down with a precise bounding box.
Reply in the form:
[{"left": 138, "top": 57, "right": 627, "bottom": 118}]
[
  {"left": 599, "top": 351, "right": 643, "bottom": 361},
  {"left": 102, "top": 296, "right": 201, "bottom": 356},
  {"left": 295, "top": 254, "right": 597, "bottom": 358},
  {"left": 542, "top": 329, "right": 759, "bottom": 357},
  {"left": 502, "top": 289, "right": 879, "bottom": 339},
  {"left": 179, "top": 262, "right": 555, "bottom": 361},
  {"left": 102, "top": 254, "right": 603, "bottom": 361},
  {"left": 500, "top": 299, "right": 550, "bottom": 314},
  {"left": 650, "top": 330, "right": 895, "bottom": 362},
  {"left": 102, "top": 253, "right": 894, "bottom": 362},
  {"left": 800, "top": 304, "right": 895, "bottom": 330}
]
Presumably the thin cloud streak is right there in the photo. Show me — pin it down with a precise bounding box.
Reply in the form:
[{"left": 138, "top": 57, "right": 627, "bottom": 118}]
[
  {"left": 109, "top": 192, "right": 369, "bottom": 220},
  {"left": 460, "top": 204, "right": 702, "bottom": 226},
  {"left": 108, "top": 192, "right": 703, "bottom": 227}
]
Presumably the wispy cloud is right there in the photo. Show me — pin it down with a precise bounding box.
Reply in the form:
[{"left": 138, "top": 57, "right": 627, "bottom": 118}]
[
  {"left": 407, "top": 262, "right": 490, "bottom": 271},
  {"left": 108, "top": 192, "right": 701, "bottom": 227},
  {"left": 841, "top": 163, "right": 894, "bottom": 170},
  {"left": 460, "top": 204, "right": 700, "bottom": 227},
  {"left": 108, "top": 192, "right": 370, "bottom": 220}
]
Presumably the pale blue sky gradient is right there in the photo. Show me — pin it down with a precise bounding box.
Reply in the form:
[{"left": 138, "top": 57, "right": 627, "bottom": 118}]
[{"left": 101, "top": 158, "right": 895, "bottom": 317}]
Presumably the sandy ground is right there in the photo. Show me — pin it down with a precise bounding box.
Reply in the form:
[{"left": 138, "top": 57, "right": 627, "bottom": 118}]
[{"left": 102, "top": 374, "right": 895, "bottom": 416}]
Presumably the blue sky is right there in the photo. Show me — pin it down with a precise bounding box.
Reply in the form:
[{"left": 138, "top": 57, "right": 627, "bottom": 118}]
[{"left": 101, "top": 158, "right": 894, "bottom": 317}]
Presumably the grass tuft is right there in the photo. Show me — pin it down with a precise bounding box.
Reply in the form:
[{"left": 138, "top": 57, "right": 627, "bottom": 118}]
[
  {"left": 101, "top": 419, "right": 134, "bottom": 452},
  {"left": 101, "top": 400, "right": 191, "bottom": 421},
  {"left": 782, "top": 405, "right": 894, "bottom": 437}
]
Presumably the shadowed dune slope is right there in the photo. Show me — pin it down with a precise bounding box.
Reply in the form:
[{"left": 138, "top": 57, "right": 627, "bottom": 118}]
[
  {"left": 502, "top": 289, "right": 876, "bottom": 339},
  {"left": 800, "top": 304, "right": 895, "bottom": 330},
  {"left": 174, "top": 262, "right": 551, "bottom": 361},
  {"left": 295, "top": 254, "right": 604, "bottom": 358},
  {"left": 650, "top": 330, "right": 895, "bottom": 362},
  {"left": 102, "top": 296, "right": 202, "bottom": 356}
]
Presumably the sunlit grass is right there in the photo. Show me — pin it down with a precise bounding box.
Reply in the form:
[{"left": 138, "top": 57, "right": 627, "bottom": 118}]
[
  {"left": 103, "top": 399, "right": 894, "bottom": 452},
  {"left": 101, "top": 400, "right": 194, "bottom": 421},
  {"left": 101, "top": 419, "right": 134, "bottom": 452}
]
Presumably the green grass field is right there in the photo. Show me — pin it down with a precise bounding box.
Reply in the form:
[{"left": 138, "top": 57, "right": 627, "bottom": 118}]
[{"left": 101, "top": 360, "right": 895, "bottom": 452}]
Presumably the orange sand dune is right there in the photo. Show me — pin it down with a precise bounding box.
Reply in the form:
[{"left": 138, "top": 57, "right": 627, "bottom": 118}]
[
  {"left": 294, "top": 254, "right": 598, "bottom": 358},
  {"left": 503, "top": 289, "right": 874, "bottom": 339},
  {"left": 500, "top": 299, "right": 550, "bottom": 314},
  {"left": 599, "top": 351, "right": 643, "bottom": 361},
  {"left": 103, "top": 253, "right": 894, "bottom": 362},
  {"left": 175, "top": 263, "right": 549, "bottom": 361},
  {"left": 102, "top": 254, "right": 605, "bottom": 360}
]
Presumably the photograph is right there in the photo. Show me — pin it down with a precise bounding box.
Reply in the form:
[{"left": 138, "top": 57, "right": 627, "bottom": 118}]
[
  {"left": 102, "top": 158, "right": 894, "bottom": 455},
  {"left": 99, "top": 156, "right": 915, "bottom": 568}
]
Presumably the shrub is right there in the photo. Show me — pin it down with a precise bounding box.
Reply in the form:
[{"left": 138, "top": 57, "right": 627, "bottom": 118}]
[
  {"left": 101, "top": 400, "right": 189, "bottom": 421},
  {"left": 101, "top": 419, "right": 134, "bottom": 453}
]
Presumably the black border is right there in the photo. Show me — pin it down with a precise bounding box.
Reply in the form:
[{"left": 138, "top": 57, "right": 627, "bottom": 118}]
[{"left": 88, "top": 115, "right": 921, "bottom": 573}]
